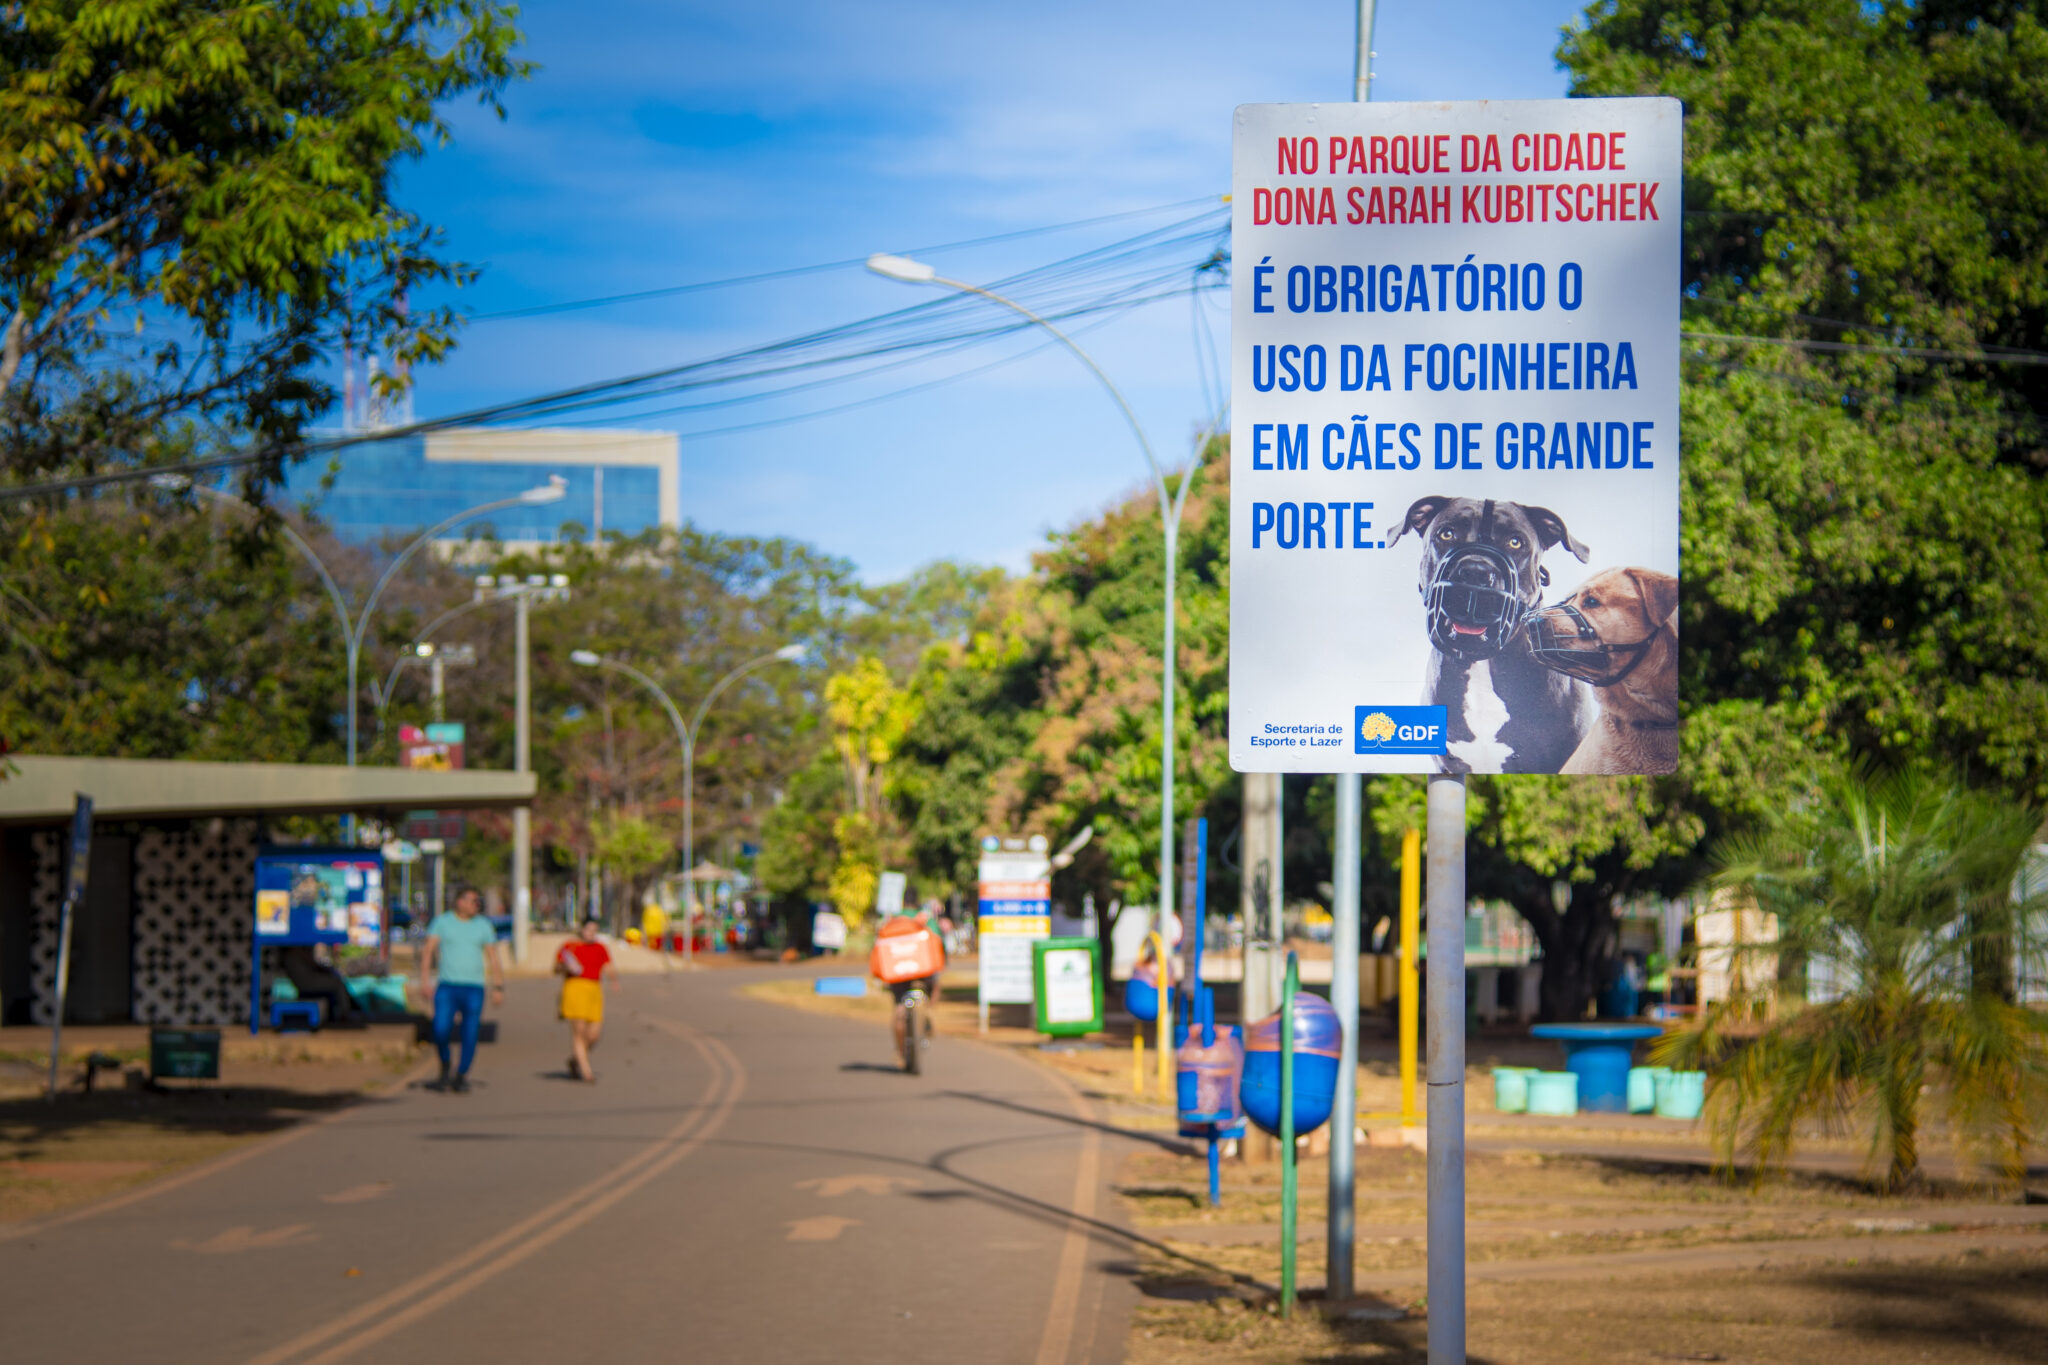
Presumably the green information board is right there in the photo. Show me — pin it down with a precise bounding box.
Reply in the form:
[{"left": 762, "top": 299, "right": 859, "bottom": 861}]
[
  {"left": 1031, "top": 937, "right": 1103, "bottom": 1037},
  {"left": 149, "top": 1027, "right": 221, "bottom": 1080}
]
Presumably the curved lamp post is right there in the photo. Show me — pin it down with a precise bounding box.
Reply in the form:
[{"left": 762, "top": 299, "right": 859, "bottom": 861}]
[
  {"left": 344, "top": 477, "right": 567, "bottom": 767},
  {"left": 151, "top": 470, "right": 567, "bottom": 772},
  {"left": 866, "top": 251, "right": 1199, "bottom": 943},
  {"left": 373, "top": 574, "right": 570, "bottom": 733},
  {"left": 571, "top": 643, "right": 804, "bottom": 966}
]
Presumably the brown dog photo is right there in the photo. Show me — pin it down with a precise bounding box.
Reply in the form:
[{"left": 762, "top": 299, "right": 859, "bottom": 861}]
[{"left": 1526, "top": 567, "right": 1679, "bottom": 775}]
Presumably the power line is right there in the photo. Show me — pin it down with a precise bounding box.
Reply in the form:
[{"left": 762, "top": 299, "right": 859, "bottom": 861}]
[
  {"left": 466, "top": 195, "right": 1227, "bottom": 322},
  {"left": 1681, "top": 331, "right": 2048, "bottom": 366},
  {"left": 1686, "top": 296, "right": 2048, "bottom": 361},
  {"left": 0, "top": 208, "right": 1230, "bottom": 502}
]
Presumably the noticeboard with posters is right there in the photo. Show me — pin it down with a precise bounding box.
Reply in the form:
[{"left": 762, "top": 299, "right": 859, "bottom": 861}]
[
  {"left": 1229, "top": 98, "right": 1681, "bottom": 777},
  {"left": 253, "top": 846, "right": 385, "bottom": 947}
]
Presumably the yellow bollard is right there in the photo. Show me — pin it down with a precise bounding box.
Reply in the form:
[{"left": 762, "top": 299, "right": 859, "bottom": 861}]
[
  {"left": 1150, "top": 931, "right": 1172, "bottom": 1102},
  {"left": 1399, "top": 827, "right": 1421, "bottom": 1127}
]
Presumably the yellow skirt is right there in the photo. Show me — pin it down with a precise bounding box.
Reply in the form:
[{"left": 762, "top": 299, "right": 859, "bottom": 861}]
[{"left": 559, "top": 977, "right": 604, "bottom": 1023}]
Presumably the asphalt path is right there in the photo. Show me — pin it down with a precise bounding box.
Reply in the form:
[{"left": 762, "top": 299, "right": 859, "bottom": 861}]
[{"left": 0, "top": 967, "right": 1140, "bottom": 1364}]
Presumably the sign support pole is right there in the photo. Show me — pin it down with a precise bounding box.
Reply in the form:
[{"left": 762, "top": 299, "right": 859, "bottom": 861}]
[
  {"left": 1327, "top": 773, "right": 1360, "bottom": 1302},
  {"left": 1425, "top": 773, "right": 1466, "bottom": 1363},
  {"left": 46, "top": 794, "right": 93, "bottom": 1101},
  {"left": 1323, "top": 0, "right": 1379, "bottom": 1308},
  {"left": 1400, "top": 828, "right": 1422, "bottom": 1129}
]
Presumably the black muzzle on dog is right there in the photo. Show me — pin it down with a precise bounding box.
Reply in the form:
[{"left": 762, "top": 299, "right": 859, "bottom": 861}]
[
  {"left": 1424, "top": 542, "right": 1530, "bottom": 659},
  {"left": 1526, "top": 601, "right": 1663, "bottom": 686}
]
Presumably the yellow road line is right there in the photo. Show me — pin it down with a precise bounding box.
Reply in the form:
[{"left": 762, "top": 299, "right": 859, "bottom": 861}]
[
  {"left": 1034, "top": 1065, "right": 1104, "bottom": 1365},
  {"left": 245, "top": 1017, "right": 744, "bottom": 1365}
]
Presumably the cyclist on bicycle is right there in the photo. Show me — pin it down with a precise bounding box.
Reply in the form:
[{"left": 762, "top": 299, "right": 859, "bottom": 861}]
[{"left": 871, "top": 900, "right": 945, "bottom": 1061}]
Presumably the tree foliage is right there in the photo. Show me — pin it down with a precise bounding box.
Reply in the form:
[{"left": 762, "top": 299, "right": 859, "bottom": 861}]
[
  {"left": 1565, "top": 0, "right": 2048, "bottom": 794},
  {"left": 0, "top": 0, "right": 529, "bottom": 483},
  {"left": 0, "top": 488, "right": 345, "bottom": 760}
]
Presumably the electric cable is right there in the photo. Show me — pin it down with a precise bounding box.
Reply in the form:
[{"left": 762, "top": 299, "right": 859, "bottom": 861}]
[{"left": 467, "top": 194, "right": 1227, "bottom": 321}]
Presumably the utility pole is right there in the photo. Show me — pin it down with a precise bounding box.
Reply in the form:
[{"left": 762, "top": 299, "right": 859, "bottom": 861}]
[
  {"left": 512, "top": 586, "right": 533, "bottom": 967},
  {"left": 1326, "top": 0, "right": 1380, "bottom": 1309}
]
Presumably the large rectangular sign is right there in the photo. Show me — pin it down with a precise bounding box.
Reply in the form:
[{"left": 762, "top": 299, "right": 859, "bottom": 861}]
[
  {"left": 978, "top": 847, "right": 1051, "bottom": 1005},
  {"left": 1229, "top": 98, "right": 1682, "bottom": 776}
]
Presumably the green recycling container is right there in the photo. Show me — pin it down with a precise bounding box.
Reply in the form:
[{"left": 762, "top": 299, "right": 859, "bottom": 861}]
[
  {"left": 1492, "top": 1066, "right": 1540, "bottom": 1113},
  {"left": 1653, "top": 1069, "right": 1706, "bottom": 1119},
  {"left": 1526, "top": 1070, "right": 1578, "bottom": 1116},
  {"left": 1628, "top": 1065, "right": 1670, "bottom": 1114}
]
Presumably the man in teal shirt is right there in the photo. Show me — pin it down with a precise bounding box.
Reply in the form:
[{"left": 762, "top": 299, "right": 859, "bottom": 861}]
[{"left": 422, "top": 886, "right": 505, "bottom": 1092}]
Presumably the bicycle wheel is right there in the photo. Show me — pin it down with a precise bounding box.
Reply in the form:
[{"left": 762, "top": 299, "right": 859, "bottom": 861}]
[{"left": 902, "top": 995, "right": 922, "bottom": 1075}]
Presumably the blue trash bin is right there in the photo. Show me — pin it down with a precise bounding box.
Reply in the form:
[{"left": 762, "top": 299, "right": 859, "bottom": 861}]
[{"left": 1240, "top": 992, "right": 1342, "bottom": 1137}]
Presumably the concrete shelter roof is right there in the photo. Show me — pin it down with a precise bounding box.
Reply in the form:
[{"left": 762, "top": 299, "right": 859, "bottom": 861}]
[{"left": 0, "top": 755, "right": 535, "bottom": 826}]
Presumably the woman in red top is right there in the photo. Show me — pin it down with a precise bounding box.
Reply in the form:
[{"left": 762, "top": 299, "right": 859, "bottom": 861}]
[{"left": 555, "top": 918, "right": 615, "bottom": 1082}]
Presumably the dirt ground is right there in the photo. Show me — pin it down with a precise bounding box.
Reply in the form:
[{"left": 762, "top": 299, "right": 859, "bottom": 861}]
[
  {"left": 0, "top": 1030, "right": 420, "bottom": 1225},
  {"left": 745, "top": 969, "right": 2048, "bottom": 1363},
  {"left": 1111, "top": 1123, "right": 2048, "bottom": 1363},
  {"left": 1123, "top": 1248, "right": 2048, "bottom": 1364}
]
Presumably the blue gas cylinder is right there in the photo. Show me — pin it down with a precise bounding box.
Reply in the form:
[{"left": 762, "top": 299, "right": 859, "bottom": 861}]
[
  {"left": 1239, "top": 992, "right": 1343, "bottom": 1136},
  {"left": 1175, "top": 989, "right": 1243, "bottom": 1125}
]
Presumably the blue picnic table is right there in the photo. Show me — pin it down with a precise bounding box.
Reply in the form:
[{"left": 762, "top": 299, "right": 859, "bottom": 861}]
[{"left": 1529, "top": 1022, "right": 1664, "bottom": 1113}]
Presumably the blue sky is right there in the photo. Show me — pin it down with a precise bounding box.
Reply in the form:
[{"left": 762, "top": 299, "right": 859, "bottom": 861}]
[{"left": 400, "top": 0, "right": 1592, "bottom": 581}]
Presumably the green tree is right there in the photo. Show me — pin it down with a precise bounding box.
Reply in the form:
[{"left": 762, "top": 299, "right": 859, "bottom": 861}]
[
  {"left": 1659, "top": 764, "right": 2048, "bottom": 1191},
  {"left": 592, "top": 810, "right": 673, "bottom": 932},
  {"left": 0, "top": 489, "right": 344, "bottom": 760},
  {"left": 1562, "top": 1, "right": 2048, "bottom": 795},
  {"left": 0, "top": 0, "right": 528, "bottom": 483}
]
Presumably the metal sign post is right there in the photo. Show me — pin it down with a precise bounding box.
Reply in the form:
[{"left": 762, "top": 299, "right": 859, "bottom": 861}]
[
  {"left": 1324, "top": 0, "right": 1381, "bottom": 1305},
  {"left": 45, "top": 794, "right": 93, "bottom": 1100},
  {"left": 1426, "top": 775, "right": 1467, "bottom": 1360},
  {"left": 1327, "top": 773, "right": 1361, "bottom": 1301}
]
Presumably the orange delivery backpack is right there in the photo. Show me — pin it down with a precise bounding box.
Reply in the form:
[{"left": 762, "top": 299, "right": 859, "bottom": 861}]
[{"left": 870, "top": 916, "right": 945, "bottom": 984}]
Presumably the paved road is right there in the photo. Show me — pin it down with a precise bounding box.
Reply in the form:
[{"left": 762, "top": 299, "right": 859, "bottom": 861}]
[{"left": 0, "top": 968, "right": 1139, "bottom": 1364}]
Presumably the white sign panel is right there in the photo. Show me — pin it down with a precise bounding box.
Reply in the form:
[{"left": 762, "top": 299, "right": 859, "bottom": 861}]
[
  {"left": 978, "top": 850, "right": 1050, "bottom": 1005},
  {"left": 1041, "top": 947, "right": 1097, "bottom": 1024},
  {"left": 1229, "top": 98, "right": 1681, "bottom": 776}
]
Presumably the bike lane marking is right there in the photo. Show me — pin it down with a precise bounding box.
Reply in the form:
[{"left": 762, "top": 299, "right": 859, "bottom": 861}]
[
  {"left": 0, "top": 1051, "right": 439, "bottom": 1246},
  {"left": 242, "top": 1016, "right": 743, "bottom": 1365}
]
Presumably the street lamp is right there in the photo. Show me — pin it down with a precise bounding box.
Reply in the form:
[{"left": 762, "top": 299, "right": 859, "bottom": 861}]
[
  {"left": 345, "top": 479, "right": 567, "bottom": 768},
  {"left": 375, "top": 575, "right": 567, "bottom": 728},
  {"left": 573, "top": 642, "right": 805, "bottom": 967},
  {"left": 866, "top": 252, "right": 1199, "bottom": 946},
  {"left": 153, "top": 471, "right": 567, "bottom": 772},
  {"left": 472, "top": 571, "right": 571, "bottom": 965}
]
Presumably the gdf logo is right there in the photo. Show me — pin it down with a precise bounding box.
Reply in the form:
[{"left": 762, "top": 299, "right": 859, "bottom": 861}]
[{"left": 1353, "top": 705, "right": 1449, "bottom": 756}]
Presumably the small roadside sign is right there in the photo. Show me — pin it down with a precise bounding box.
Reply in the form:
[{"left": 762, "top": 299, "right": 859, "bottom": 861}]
[
  {"left": 1228, "top": 97, "right": 1682, "bottom": 776},
  {"left": 1032, "top": 938, "right": 1103, "bottom": 1037}
]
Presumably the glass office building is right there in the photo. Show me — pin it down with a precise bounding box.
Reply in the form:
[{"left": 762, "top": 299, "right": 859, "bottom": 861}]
[{"left": 283, "top": 427, "right": 680, "bottom": 546}]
